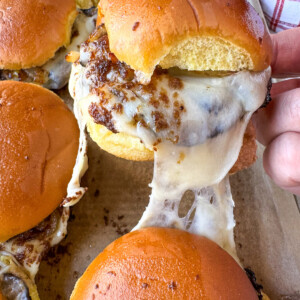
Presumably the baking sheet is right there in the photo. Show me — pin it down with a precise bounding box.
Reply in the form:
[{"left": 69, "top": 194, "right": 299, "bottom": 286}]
[{"left": 35, "top": 133, "right": 300, "bottom": 299}]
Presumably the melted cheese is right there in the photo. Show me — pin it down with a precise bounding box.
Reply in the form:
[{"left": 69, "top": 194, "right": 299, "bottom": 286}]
[
  {"left": 64, "top": 105, "right": 88, "bottom": 207},
  {"left": 43, "top": 11, "right": 96, "bottom": 89},
  {"left": 131, "top": 70, "right": 271, "bottom": 260},
  {"left": 134, "top": 176, "right": 236, "bottom": 255},
  {"left": 71, "top": 59, "right": 270, "bottom": 261},
  {"left": 115, "top": 69, "right": 269, "bottom": 260}
]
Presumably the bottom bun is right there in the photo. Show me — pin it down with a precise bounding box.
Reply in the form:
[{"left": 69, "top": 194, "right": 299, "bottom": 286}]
[
  {"left": 87, "top": 115, "right": 257, "bottom": 172},
  {"left": 71, "top": 227, "right": 260, "bottom": 300},
  {"left": 87, "top": 121, "right": 153, "bottom": 161}
]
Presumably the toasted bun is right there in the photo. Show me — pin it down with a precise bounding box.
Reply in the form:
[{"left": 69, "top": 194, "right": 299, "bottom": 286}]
[
  {"left": 0, "top": 0, "right": 77, "bottom": 70},
  {"left": 71, "top": 227, "right": 258, "bottom": 299},
  {"left": 0, "top": 81, "right": 79, "bottom": 242},
  {"left": 230, "top": 121, "right": 257, "bottom": 174},
  {"left": 99, "top": 0, "right": 272, "bottom": 79},
  {"left": 85, "top": 109, "right": 256, "bottom": 171}
]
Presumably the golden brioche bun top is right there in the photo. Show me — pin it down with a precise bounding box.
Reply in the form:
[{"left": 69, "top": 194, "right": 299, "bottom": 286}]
[
  {"left": 71, "top": 227, "right": 258, "bottom": 300},
  {"left": 0, "top": 81, "right": 79, "bottom": 242},
  {"left": 0, "top": 0, "right": 77, "bottom": 69},
  {"left": 99, "top": 0, "right": 272, "bottom": 80}
]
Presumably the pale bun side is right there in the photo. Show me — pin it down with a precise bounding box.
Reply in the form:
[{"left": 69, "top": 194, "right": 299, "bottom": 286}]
[
  {"left": 99, "top": 0, "right": 272, "bottom": 80},
  {"left": 85, "top": 105, "right": 256, "bottom": 172},
  {"left": 76, "top": 0, "right": 99, "bottom": 9},
  {"left": 70, "top": 227, "right": 258, "bottom": 299},
  {"left": 0, "top": 81, "right": 79, "bottom": 242},
  {"left": 87, "top": 121, "right": 153, "bottom": 161},
  {"left": 75, "top": 90, "right": 153, "bottom": 161},
  {"left": 0, "top": 0, "right": 77, "bottom": 70}
]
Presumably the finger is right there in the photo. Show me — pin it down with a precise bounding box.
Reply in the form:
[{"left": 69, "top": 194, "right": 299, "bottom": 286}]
[
  {"left": 271, "top": 27, "right": 300, "bottom": 78},
  {"left": 263, "top": 132, "right": 300, "bottom": 195},
  {"left": 271, "top": 79, "right": 300, "bottom": 96},
  {"left": 252, "top": 88, "right": 300, "bottom": 145}
]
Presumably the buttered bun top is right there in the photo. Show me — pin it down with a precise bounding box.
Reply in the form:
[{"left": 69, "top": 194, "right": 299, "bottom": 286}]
[
  {"left": 98, "top": 0, "right": 272, "bottom": 80},
  {"left": 0, "top": 0, "right": 77, "bottom": 70},
  {"left": 0, "top": 81, "right": 79, "bottom": 242},
  {"left": 71, "top": 228, "right": 258, "bottom": 300}
]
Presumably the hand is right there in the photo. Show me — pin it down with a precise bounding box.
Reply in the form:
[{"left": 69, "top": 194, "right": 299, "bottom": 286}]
[{"left": 252, "top": 27, "right": 300, "bottom": 195}]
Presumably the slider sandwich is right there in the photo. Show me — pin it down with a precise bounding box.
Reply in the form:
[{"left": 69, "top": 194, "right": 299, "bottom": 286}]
[
  {"left": 70, "top": 227, "right": 268, "bottom": 299},
  {"left": 0, "top": 81, "right": 87, "bottom": 300},
  {"left": 70, "top": 0, "right": 271, "bottom": 250},
  {"left": 0, "top": 0, "right": 97, "bottom": 90},
  {"left": 69, "top": 0, "right": 272, "bottom": 297}
]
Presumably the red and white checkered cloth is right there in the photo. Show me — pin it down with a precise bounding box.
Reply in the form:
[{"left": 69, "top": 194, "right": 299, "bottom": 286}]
[{"left": 260, "top": 0, "right": 300, "bottom": 32}]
